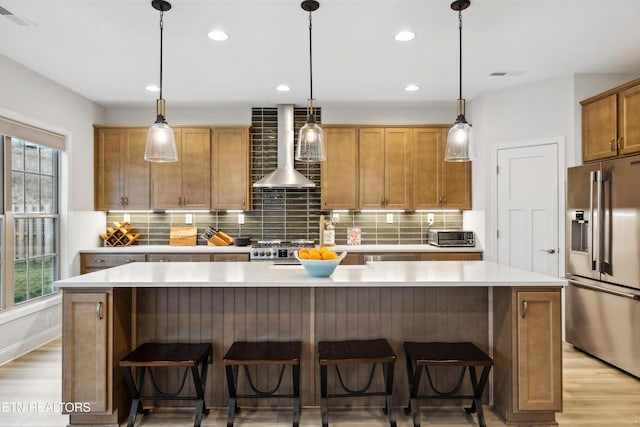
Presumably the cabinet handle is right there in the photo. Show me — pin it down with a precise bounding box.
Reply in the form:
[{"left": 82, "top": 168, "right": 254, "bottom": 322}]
[
  {"left": 242, "top": 197, "right": 245, "bottom": 206},
  {"left": 120, "top": 197, "right": 125, "bottom": 207},
  {"left": 443, "top": 196, "right": 447, "bottom": 205},
  {"left": 125, "top": 259, "right": 135, "bottom": 263},
  {"left": 95, "top": 259, "right": 105, "bottom": 263},
  {"left": 96, "top": 302, "right": 103, "bottom": 320},
  {"left": 522, "top": 300, "right": 528, "bottom": 318},
  {"left": 618, "top": 137, "right": 624, "bottom": 149},
  {"left": 439, "top": 196, "right": 443, "bottom": 206},
  {"left": 609, "top": 139, "right": 616, "bottom": 151},
  {"left": 124, "top": 196, "right": 129, "bottom": 206}
]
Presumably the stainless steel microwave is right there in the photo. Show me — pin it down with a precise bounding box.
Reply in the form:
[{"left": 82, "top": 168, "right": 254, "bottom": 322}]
[{"left": 427, "top": 230, "right": 475, "bottom": 247}]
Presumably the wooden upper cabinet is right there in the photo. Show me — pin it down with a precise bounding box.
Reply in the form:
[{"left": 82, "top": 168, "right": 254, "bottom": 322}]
[
  {"left": 95, "top": 128, "right": 150, "bottom": 211},
  {"left": 384, "top": 128, "right": 413, "bottom": 209},
  {"left": 441, "top": 129, "right": 472, "bottom": 210},
  {"left": 618, "top": 83, "right": 640, "bottom": 156},
  {"left": 321, "top": 127, "right": 358, "bottom": 210},
  {"left": 211, "top": 127, "right": 251, "bottom": 211},
  {"left": 359, "top": 128, "right": 413, "bottom": 210},
  {"left": 413, "top": 128, "right": 471, "bottom": 210},
  {"left": 581, "top": 77, "right": 640, "bottom": 162},
  {"left": 582, "top": 94, "right": 618, "bottom": 162},
  {"left": 151, "top": 128, "right": 211, "bottom": 210},
  {"left": 413, "top": 128, "right": 441, "bottom": 209}
]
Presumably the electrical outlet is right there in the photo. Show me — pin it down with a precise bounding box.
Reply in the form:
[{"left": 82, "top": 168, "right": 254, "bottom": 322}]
[
  {"left": 238, "top": 213, "right": 245, "bottom": 225},
  {"left": 185, "top": 213, "right": 193, "bottom": 224},
  {"left": 331, "top": 213, "right": 340, "bottom": 224},
  {"left": 427, "top": 213, "right": 435, "bottom": 225},
  {"left": 386, "top": 213, "right": 394, "bottom": 224},
  {"left": 123, "top": 213, "right": 131, "bottom": 223}
]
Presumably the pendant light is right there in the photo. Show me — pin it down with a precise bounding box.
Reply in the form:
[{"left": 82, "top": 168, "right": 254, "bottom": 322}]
[
  {"left": 144, "top": 0, "right": 178, "bottom": 162},
  {"left": 296, "top": 0, "right": 326, "bottom": 162},
  {"left": 445, "top": 0, "right": 474, "bottom": 162}
]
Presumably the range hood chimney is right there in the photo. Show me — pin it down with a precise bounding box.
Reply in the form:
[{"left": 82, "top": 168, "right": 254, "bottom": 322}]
[{"left": 253, "top": 104, "right": 316, "bottom": 188}]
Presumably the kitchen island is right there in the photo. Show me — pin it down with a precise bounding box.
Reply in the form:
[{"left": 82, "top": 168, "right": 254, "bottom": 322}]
[{"left": 56, "top": 260, "right": 564, "bottom": 426}]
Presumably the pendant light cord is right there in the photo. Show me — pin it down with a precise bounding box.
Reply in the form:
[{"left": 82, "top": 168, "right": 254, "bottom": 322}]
[
  {"left": 458, "top": 8, "right": 462, "bottom": 101},
  {"left": 159, "top": 10, "right": 164, "bottom": 101},
  {"left": 308, "top": 10, "right": 314, "bottom": 114}
]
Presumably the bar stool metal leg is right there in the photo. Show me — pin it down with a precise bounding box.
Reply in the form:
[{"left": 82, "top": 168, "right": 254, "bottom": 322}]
[
  {"left": 383, "top": 362, "right": 397, "bottom": 427},
  {"left": 191, "top": 360, "right": 210, "bottom": 427},
  {"left": 292, "top": 364, "right": 301, "bottom": 427},
  {"left": 225, "top": 364, "right": 239, "bottom": 427},
  {"left": 320, "top": 365, "right": 329, "bottom": 427},
  {"left": 122, "top": 366, "right": 148, "bottom": 427}
]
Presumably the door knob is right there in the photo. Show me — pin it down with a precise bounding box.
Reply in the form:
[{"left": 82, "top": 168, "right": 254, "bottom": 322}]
[{"left": 539, "top": 248, "right": 556, "bottom": 254}]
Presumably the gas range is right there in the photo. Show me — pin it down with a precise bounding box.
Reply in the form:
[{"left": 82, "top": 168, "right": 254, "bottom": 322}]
[{"left": 250, "top": 240, "right": 314, "bottom": 261}]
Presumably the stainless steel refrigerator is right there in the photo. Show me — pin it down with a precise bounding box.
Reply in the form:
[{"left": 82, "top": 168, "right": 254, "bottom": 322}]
[{"left": 566, "top": 154, "right": 640, "bottom": 377}]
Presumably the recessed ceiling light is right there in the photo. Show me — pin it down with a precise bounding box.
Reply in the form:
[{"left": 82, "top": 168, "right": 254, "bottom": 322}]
[
  {"left": 276, "top": 84, "right": 291, "bottom": 92},
  {"left": 145, "top": 84, "right": 160, "bottom": 92},
  {"left": 208, "top": 30, "right": 229, "bottom": 41},
  {"left": 394, "top": 31, "right": 416, "bottom": 42},
  {"left": 404, "top": 84, "right": 420, "bottom": 92}
]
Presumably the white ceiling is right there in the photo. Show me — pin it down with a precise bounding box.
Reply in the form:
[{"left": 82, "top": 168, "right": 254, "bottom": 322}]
[{"left": 0, "top": 0, "right": 639, "bottom": 109}]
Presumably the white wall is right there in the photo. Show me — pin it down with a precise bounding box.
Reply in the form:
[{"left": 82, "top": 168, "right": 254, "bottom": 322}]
[
  {"left": 0, "top": 53, "right": 106, "bottom": 364},
  {"left": 104, "top": 106, "right": 251, "bottom": 126},
  {"left": 469, "top": 75, "right": 575, "bottom": 261}
]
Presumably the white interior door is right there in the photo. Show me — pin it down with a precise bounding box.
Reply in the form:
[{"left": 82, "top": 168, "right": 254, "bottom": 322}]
[{"left": 497, "top": 143, "right": 559, "bottom": 276}]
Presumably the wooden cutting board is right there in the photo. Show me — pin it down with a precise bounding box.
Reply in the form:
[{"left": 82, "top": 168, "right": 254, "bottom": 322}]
[{"left": 169, "top": 227, "right": 197, "bottom": 246}]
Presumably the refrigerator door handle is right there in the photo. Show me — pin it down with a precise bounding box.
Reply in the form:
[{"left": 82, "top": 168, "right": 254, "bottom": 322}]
[
  {"left": 588, "top": 171, "right": 597, "bottom": 271},
  {"left": 569, "top": 279, "right": 640, "bottom": 301},
  {"left": 596, "top": 170, "right": 607, "bottom": 274}
]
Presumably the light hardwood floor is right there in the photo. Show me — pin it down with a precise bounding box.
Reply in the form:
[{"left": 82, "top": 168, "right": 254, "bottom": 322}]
[{"left": 0, "top": 339, "right": 638, "bottom": 426}]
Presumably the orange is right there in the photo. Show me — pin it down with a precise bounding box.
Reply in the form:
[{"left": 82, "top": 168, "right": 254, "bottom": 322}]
[
  {"left": 298, "top": 248, "right": 309, "bottom": 255},
  {"left": 322, "top": 251, "right": 338, "bottom": 260},
  {"left": 319, "top": 247, "right": 330, "bottom": 254},
  {"left": 309, "top": 251, "right": 322, "bottom": 260},
  {"left": 298, "top": 252, "right": 310, "bottom": 259}
]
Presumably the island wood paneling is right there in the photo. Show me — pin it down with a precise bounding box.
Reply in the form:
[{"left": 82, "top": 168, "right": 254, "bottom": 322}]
[{"left": 133, "top": 286, "right": 487, "bottom": 409}]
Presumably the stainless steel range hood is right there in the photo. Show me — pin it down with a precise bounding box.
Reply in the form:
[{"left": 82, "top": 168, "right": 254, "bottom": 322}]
[{"left": 253, "top": 104, "right": 315, "bottom": 188}]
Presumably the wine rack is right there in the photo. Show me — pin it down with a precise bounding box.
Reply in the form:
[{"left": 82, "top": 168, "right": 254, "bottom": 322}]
[{"left": 100, "top": 221, "right": 141, "bottom": 247}]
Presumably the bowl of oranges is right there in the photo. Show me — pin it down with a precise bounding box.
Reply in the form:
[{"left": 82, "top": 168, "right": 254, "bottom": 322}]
[{"left": 295, "top": 247, "right": 347, "bottom": 278}]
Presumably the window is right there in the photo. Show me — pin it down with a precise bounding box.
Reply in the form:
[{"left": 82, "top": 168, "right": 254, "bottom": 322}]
[{"left": 0, "top": 121, "right": 62, "bottom": 309}]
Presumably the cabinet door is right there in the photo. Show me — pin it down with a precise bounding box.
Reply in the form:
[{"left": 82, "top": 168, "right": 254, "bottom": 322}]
[
  {"left": 441, "top": 130, "right": 472, "bottom": 209},
  {"left": 123, "top": 129, "right": 150, "bottom": 209},
  {"left": 151, "top": 129, "right": 182, "bottom": 209},
  {"left": 212, "top": 253, "right": 250, "bottom": 262},
  {"left": 413, "top": 128, "right": 441, "bottom": 209},
  {"left": 95, "top": 128, "right": 124, "bottom": 211},
  {"left": 359, "top": 128, "right": 386, "bottom": 209},
  {"left": 212, "top": 127, "right": 250, "bottom": 210},
  {"left": 321, "top": 127, "right": 358, "bottom": 210},
  {"left": 384, "top": 128, "right": 413, "bottom": 209},
  {"left": 618, "top": 84, "right": 640, "bottom": 156},
  {"left": 582, "top": 94, "right": 618, "bottom": 162},
  {"left": 62, "top": 292, "right": 110, "bottom": 414},
  {"left": 516, "top": 290, "right": 562, "bottom": 412},
  {"left": 181, "top": 128, "right": 211, "bottom": 209}
]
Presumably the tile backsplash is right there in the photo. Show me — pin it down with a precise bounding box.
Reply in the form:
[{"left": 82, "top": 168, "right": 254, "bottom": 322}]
[{"left": 105, "top": 107, "right": 463, "bottom": 246}]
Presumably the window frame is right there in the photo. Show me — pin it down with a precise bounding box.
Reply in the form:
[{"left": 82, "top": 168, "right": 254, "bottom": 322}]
[{"left": 1, "top": 135, "right": 61, "bottom": 310}]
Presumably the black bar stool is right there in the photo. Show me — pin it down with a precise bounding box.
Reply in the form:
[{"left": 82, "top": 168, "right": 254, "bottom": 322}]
[
  {"left": 403, "top": 341, "right": 493, "bottom": 427},
  {"left": 119, "top": 342, "right": 212, "bottom": 427},
  {"left": 318, "top": 338, "right": 397, "bottom": 427},
  {"left": 223, "top": 341, "right": 302, "bottom": 427}
]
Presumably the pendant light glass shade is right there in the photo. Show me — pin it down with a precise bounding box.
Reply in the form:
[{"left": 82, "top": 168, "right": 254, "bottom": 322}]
[
  {"left": 145, "top": 0, "right": 178, "bottom": 163},
  {"left": 295, "top": 0, "right": 326, "bottom": 162},
  {"left": 145, "top": 120, "right": 177, "bottom": 162},
  {"left": 297, "top": 110, "right": 326, "bottom": 162},
  {"left": 445, "top": 118, "right": 474, "bottom": 162},
  {"left": 445, "top": 0, "right": 473, "bottom": 162}
]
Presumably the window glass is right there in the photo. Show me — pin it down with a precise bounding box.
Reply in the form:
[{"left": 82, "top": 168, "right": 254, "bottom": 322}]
[{"left": 7, "top": 138, "right": 60, "bottom": 306}]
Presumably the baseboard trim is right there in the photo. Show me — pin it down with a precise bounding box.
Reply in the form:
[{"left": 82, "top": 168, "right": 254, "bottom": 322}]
[{"left": 0, "top": 324, "right": 61, "bottom": 366}]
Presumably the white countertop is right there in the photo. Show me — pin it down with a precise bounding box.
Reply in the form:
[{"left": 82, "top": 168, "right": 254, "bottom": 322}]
[
  {"left": 56, "top": 260, "right": 564, "bottom": 288},
  {"left": 79, "top": 244, "right": 482, "bottom": 254}
]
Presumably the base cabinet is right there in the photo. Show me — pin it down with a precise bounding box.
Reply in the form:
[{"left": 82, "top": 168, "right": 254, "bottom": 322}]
[
  {"left": 62, "top": 289, "right": 132, "bottom": 426},
  {"left": 493, "top": 287, "right": 562, "bottom": 423}
]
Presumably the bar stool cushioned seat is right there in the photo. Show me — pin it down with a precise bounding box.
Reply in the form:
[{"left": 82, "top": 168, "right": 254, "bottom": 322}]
[
  {"left": 318, "top": 338, "right": 397, "bottom": 427},
  {"left": 403, "top": 341, "right": 493, "bottom": 427},
  {"left": 119, "top": 342, "right": 213, "bottom": 427},
  {"left": 223, "top": 341, "right": 302, "bottom": 427}
]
